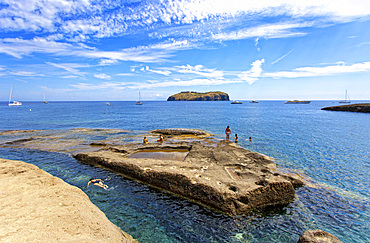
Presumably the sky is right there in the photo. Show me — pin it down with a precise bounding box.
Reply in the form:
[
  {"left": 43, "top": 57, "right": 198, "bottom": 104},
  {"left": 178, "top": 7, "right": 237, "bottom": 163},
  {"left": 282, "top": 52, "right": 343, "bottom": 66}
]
[{"left": 0, "top": 0, "right": 370, "bottom": 101}]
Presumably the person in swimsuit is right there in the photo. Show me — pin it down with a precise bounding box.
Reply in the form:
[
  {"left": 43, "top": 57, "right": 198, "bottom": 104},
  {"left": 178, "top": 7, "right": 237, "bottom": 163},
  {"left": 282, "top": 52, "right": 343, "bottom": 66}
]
[
  {"left": 87, "top": 177, "right": 108, "bottom": 189},
  {"left": 157, "top": 135, "right": 164, "bottom": 143},
  {"left": 234, "top": 134, "right": 238, "bottom": 143},
  {"left": 143, "top": 136, "right": 149, "bottom": 144},
  {"left": 225, "top": 126, "right": 231, "bottom": 140}
]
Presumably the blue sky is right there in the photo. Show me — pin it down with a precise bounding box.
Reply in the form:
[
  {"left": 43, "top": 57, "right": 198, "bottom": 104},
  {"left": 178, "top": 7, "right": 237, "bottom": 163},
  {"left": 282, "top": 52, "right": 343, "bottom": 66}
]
[{"left": 0, "top": 0, "right": 369, "bottom": 101}]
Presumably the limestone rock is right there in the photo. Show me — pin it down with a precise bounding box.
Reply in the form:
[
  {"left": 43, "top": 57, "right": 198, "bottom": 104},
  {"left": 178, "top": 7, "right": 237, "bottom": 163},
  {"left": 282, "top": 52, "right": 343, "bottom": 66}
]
[
  {"left": 74, "top": 134, "right": 303, "bottom": 215},
  {"left": 297, "top": 229, "right": 343, "bottom": 243},
  {"left": 0, "top": 158, "right": 137, "bottom": 243}
]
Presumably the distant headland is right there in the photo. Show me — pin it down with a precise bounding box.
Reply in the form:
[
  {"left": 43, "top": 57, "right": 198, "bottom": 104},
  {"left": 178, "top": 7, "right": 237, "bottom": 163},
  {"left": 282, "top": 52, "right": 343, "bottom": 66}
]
[
  {"left": 167, "top": 91, "right": 229, "bottom": 101},
  {"left": 321, "top": 103, "right": 370, "bottom": 113}
]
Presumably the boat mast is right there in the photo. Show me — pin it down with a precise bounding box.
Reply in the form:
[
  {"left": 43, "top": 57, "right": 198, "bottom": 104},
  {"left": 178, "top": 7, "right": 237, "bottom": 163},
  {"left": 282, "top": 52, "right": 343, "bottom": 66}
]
[{"left": 9, "top": 85, "right": 13, "bottom": 104}]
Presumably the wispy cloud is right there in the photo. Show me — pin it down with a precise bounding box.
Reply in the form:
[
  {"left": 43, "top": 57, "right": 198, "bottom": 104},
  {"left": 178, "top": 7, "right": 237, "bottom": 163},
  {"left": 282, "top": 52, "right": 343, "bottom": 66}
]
[
  {"left": 47, "top": 62, "right": 88, "bottom": 76},
  {"left": 212, "top": 23, "right": 308, "bottom": 41},
  {"left": 271, "top": 50, "right": 294, "bottom": 64},
  {"left": 8, "top": 71, "right": 44, "bottom": 77},
  {"left": 174, "top": 64, "right": 224, "bottom": 78},
  {"left": 0, "top": 38, "right": 193, "bottom": 63},
  {"left": 94, "top": 73, "right": 111, "bottom": 80},
  {"left": 264, "top": 61, "right": 370, "bottom": 78},
  {"left": 1, "top": 0, "right": 369, "bottom": 43}
]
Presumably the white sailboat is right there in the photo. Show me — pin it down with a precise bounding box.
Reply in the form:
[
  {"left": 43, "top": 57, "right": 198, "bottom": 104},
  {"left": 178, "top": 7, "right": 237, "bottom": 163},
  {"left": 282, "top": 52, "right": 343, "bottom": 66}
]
[
  {"left": 43, "top": 93, "right": 48, "bottom": 104},
  {"left": 339, "top": 90, "right": 350, "bottom": 103},
  {"left": 8, "top": 85, "right": 22, "bottom": 106},
  {"left": 136, "top": 92, "right": 143, "bottom": 105}
]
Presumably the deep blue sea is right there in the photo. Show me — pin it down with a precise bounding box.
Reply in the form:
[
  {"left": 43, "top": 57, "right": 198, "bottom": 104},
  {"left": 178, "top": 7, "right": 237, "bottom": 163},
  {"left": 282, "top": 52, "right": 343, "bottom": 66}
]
[{"left": 0, "top": 100, "right": 369, "bottom": 242}]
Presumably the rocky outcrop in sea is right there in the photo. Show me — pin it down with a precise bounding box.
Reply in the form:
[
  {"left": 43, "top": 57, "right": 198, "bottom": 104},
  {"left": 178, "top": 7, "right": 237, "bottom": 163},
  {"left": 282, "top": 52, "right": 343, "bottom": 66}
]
[
  {"left": 73, "top": 128, "right": 303, "bottom": 215},
  {"left": 321, "top": 103, "right": 370, "bottom": 113},
  {"left": 167, "top": 91, "right": 230, "bottom": 101}
]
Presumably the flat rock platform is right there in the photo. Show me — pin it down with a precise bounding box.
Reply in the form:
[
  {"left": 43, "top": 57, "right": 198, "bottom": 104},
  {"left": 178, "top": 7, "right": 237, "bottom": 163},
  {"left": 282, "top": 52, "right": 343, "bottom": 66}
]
[{"left": 74, "top": 128, "right": 303, "bottom": 215}]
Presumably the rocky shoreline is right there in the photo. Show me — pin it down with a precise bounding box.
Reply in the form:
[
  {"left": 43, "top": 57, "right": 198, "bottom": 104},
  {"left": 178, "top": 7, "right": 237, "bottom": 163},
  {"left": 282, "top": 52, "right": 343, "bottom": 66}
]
[
  {"left": 0, "top": 158, "right": 137, "bottom": 242},
  {"left": 0, "top": 128, "right": 344, "bottom": 242},
  {"left": 74, "top": 128, "right": 304, "bottom": 215},
  {"left": 321, "top": 103, "right": 370, "bottom": 113}
]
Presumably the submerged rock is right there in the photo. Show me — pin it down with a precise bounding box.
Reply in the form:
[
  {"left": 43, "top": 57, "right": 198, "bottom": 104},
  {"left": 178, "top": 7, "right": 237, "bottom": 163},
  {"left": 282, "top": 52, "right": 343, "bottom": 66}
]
[
  {"left": 74, "top": 129, "right": 303, "bottom": 215},
  {"left": 297, "top": 229, "right": 343, "bottom": 243}
]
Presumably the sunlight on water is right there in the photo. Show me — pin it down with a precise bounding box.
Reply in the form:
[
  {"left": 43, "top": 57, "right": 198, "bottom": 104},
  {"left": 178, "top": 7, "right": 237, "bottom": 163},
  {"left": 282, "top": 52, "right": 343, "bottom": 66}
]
[{"left": 0, "top": 101, "right": 369, "bottom": 242}]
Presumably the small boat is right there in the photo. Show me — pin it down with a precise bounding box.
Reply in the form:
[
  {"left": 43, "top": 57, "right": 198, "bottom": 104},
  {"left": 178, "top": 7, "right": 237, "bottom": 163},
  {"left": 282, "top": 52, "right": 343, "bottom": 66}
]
[
  {"left": 231, "top": 100, "right": 243, "bottom": 104},
  {"left": 284, "top": 100, "right": 311, "bottom": 104},
  {"left": 43, "top": 94, "right": 48, "bottom": 104},
  {"left": 136, "top": 92, "right": 143, "bottom": 105},
  {"left": 106, "top": 102, "right": 111, "bottom": 105},
  {"left": 339, "top": 89, "right": 351, "bottom": 103},
  {"left": 8, "top": 85, "right": 22, "bottom": 106},
  {"left": 250, "top": 100, "right": 259, "bottom": 103}
]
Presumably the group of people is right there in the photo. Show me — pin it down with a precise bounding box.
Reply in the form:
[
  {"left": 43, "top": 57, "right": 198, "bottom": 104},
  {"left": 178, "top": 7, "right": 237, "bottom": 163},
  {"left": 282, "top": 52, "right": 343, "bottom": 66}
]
[
  {"left": 225, "top": 126, "right": 252, "bottom": 143},
  {"left": 143, "top": 134, "right": 164, "bottom": 145}
]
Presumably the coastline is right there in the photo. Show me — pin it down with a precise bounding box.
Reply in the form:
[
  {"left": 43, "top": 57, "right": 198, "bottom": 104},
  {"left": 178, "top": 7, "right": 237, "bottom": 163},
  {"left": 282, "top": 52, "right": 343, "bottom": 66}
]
[{"left": 0, "top": 157, "right": 137, "bottom": 242}]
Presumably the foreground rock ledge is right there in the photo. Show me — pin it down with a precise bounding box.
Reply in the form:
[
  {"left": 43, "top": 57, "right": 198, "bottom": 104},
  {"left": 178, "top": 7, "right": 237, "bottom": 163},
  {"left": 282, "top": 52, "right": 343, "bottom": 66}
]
[
  {"left": 74, "top": 129, "right": 303, "bottom": 215},
  {"left": 0, "top": 158, "right": 137, "bottom": 243}
]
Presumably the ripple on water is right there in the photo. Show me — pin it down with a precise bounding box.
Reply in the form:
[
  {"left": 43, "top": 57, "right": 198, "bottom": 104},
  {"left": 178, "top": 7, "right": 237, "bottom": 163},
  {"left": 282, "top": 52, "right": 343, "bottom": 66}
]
[{"left": 1, "top": 147, "right": 369, "bottom": 243}]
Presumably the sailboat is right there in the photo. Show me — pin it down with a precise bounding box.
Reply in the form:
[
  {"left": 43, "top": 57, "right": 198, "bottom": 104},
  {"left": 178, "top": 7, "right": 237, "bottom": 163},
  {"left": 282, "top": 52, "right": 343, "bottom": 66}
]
[
  {"left": 136, "top": 92, "right": 143, "bottom": 105},
  {"left": 43, "top": 93, "right": 48, "bottom": 104},
  {"left": 339, "top": 90, "right": 351, "bottom": 103},
  {"left": 8, "top": 85, "right": 22, "bottom": 106}
]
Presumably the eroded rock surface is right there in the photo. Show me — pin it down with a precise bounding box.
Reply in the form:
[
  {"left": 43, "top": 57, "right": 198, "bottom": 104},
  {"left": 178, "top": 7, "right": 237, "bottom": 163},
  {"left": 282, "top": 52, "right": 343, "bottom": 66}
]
[
  {"left": 0, "top": 158, "right": 137, "bottom": 242},
  {"left": 297, "top": 229, "right": 343, "bottom": 243},
  {"left": 74, "top": 129, "right": 303, "bottom": 215}
]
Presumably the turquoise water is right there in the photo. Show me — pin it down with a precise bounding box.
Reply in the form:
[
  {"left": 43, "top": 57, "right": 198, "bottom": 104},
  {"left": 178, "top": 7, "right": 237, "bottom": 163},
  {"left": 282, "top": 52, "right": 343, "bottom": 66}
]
[{"left": 0, "top": 101, "right": 369, "bottom": 242}]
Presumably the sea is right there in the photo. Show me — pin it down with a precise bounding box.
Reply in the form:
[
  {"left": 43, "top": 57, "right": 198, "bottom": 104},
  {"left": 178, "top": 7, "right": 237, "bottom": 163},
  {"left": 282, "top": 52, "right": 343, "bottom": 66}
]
[{"left": 0, "top": 100, "right": 369, "bottom": 243}]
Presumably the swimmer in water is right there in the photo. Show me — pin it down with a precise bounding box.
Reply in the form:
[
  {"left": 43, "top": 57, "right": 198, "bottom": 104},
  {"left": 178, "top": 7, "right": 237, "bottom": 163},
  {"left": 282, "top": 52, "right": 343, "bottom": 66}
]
[{"left": 87, "top": 177, "right": 108, "bottom": 189}]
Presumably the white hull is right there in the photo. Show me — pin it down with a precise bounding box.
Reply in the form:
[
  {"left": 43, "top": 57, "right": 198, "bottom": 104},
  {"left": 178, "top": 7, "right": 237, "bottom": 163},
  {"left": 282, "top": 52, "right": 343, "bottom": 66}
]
[
  {"left": 8, "top": 101, "right": 22, "bottom": 106},
  {"left": 8, "top": 85, "right": 22, "bottom": 106}
]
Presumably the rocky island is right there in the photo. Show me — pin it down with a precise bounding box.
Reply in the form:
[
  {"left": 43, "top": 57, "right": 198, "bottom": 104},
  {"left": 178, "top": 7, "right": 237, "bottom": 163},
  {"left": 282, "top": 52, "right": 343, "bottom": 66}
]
[
  {"left": 167, "top": 91, "right": 229, "bottom": 101},
  {"left": 321, "top": 103, "right": 370, "bottom": 113}
]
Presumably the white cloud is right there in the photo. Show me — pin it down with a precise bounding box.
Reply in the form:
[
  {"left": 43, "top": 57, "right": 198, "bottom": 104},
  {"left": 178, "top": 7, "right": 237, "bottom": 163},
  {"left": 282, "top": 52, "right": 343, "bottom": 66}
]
[
  {"left": 47, "top": 62, "right": 88, "bottom": 76},
  {"left": 212, "top": 23, "right": 309, "bottom": 41},
  {"left": 99, "top": 59, "right": 118, "bottom": 66},
  {"left": 2, "top": 0, "right": 369, "bottom": 42},
  {"left": 238, "top": 59, "right": 265, "bottom": 85},
  {"left": 174, "top": 64, "right": 224, "bottom": 78},
  {"left": 130, "top": 78, "right": 242, "bottom": 89},
  {"left": 9, "top": 71, "right": 44, "bottom": 77},
  {"left": 94, "top": 73, "right": 111, "bottom": 80},
  {"left": 0, "top": 38, "right": 190, "bottom": 63},
  {"left": 264, "top": 61, "right": 370, "bottom": 78}
]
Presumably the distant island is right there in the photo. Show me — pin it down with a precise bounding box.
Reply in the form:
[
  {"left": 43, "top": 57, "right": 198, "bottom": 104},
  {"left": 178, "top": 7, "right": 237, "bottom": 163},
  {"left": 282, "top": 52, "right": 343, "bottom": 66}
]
[
  {"left": 321, "top": 103, "right": 370, "bottom": 113},
  {"left": 167, "top": 91, "right": 229, "bottom": 101}
]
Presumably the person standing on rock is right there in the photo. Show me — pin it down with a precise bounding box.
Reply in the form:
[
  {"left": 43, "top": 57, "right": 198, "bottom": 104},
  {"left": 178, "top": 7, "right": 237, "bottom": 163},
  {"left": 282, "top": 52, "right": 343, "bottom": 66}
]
[
  {"left": 234, "top": 134, "right": 238, "bottom": 143},
  {"left": 225, "top": 126, "right": 231, "bottom": 140}
]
